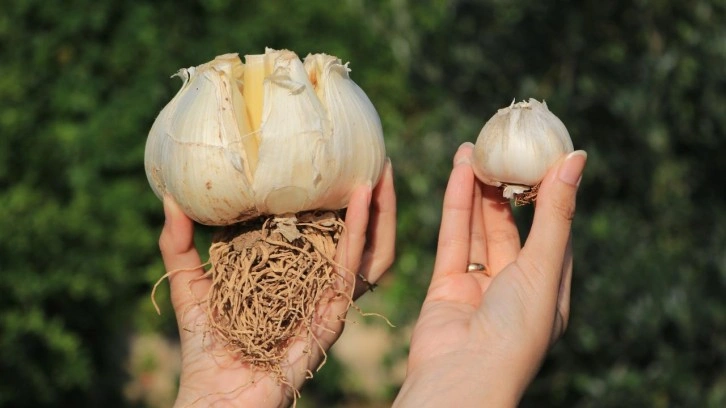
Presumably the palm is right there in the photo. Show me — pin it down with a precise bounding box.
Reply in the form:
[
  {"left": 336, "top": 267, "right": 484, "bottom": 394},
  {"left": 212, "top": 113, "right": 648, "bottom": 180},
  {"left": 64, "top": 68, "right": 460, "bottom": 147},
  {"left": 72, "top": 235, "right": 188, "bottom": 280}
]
[
  {"left": 173, "top": 286, "right": 348, "bottom": 407},
  {"left": 160, "top": 161, "right": 395, "bottom": 408},
  {"left": 399, "top": 144, "right": 579, "bottom": 407}
]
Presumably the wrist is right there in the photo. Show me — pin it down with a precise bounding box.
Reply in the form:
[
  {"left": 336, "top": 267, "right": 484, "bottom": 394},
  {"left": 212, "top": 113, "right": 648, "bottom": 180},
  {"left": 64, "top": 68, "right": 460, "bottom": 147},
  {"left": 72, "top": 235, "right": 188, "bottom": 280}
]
[
  {"left": 173, "top": 376, "right": 290, "bottom": 408},
  {"left": 393, "top": 355, "right": 522, "bottom": 408}
]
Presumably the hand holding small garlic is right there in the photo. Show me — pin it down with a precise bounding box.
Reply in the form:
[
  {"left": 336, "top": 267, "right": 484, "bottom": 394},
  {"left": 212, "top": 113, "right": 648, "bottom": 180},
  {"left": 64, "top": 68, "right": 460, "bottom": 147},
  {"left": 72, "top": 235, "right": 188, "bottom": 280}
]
[{"left": 472, "top": 99, "right": 573, "bottom": 202}]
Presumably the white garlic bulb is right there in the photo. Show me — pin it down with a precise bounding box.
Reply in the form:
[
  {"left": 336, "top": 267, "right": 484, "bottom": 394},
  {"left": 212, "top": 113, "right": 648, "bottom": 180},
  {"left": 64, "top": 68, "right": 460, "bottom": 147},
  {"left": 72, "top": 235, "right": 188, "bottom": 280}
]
[
  {"left": 472, "top": 98, "right": 573, "bottom": 199},
  {"left": 144, "top": 49, "right": 386, "bottom": 225}
]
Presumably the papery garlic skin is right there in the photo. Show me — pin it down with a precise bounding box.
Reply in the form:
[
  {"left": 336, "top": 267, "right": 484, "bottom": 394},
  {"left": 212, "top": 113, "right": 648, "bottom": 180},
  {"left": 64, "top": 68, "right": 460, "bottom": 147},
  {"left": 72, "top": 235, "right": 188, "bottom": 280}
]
[
  {"left": 472, "top": 99, "right": 573, "bottom": 199},
  {"left": 144, "top": 49, "right": 385, "bottom": 225},
  {"left": 303, "top": 53, "right": 386, "bottom": 210},
  {"left": 145, "top": 54, "right": 258, "bottom": 225}
]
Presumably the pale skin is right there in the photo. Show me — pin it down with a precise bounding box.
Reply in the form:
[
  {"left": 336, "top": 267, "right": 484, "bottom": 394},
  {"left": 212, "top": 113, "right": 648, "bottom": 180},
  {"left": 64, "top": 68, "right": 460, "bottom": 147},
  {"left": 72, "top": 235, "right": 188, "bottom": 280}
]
[
  {"left": 160, "top": 143, "right": 586, "bottom": 407},
  {"left": 393, "top": 143, "right": 587, "bottom": 407},
  {"left": 159, "top": 160, "right": 396, "bottom": 408}
]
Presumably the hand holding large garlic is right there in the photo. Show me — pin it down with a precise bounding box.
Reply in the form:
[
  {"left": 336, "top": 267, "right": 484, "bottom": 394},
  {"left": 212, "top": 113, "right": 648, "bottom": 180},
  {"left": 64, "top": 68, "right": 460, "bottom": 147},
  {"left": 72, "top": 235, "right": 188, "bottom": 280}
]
[
  {"left": 144, "top": 49, "right": 388, "bottom": 389},
  {"left": 472, "top": 99, "right": 573, "bottom": 202},
  {"left": 144, "top": 49, "right": 385, "bottom": 225}
]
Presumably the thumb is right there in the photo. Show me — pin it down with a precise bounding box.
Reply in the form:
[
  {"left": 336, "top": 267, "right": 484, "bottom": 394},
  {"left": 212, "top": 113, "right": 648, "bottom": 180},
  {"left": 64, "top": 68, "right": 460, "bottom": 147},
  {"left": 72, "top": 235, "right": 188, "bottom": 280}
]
[{"left": 519, "top": 150, "right": 587, "bottom": 279}]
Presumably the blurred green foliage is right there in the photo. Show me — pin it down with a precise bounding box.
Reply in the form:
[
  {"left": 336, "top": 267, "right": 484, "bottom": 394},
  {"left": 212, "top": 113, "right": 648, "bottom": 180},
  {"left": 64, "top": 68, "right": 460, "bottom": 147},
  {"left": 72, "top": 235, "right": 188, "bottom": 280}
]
[{"left": 1, "top": 0, "right": 725, "bottom": 406}]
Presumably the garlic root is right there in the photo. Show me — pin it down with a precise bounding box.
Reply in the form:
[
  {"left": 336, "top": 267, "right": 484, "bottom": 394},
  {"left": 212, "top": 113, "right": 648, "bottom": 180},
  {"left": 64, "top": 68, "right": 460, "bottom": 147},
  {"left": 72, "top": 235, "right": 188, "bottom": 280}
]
[{"left": 204, "top": 211, "right": 353, "bottom": 386}]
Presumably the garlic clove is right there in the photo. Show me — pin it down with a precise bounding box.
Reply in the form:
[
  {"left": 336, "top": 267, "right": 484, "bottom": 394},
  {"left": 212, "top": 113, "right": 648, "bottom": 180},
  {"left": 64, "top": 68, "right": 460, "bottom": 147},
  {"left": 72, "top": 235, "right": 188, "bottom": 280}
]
[
  {"left": 304, "top": 53, "right": 386, "bottom": 210},
  {"left": 250, "top": 50, "right": 332, "bottom": 215},
  {"left": 144, "top": 54, "right": 258, "bottom": 225}
]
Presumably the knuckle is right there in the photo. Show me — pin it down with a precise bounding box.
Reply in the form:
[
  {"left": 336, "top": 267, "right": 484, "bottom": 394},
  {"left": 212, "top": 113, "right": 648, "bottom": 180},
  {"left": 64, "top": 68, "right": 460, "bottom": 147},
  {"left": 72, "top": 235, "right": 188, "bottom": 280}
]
[
  {"left": 376, "top": 249, "right": 395, "bottom": 271},
  {"left": 486, "top": 228, "right": 520, "bottom": 246},
  {"left": 470, "top": 230, "right": 486, "bottom": 243},
  {"left": 551, "top": 197, "right": 576, "bottom": 222},
  {"left": 158, "top": 227, "right": 173, "bottom": 253},
  {"left": 515, "top": 255, "right": 547, "bottom": 284},
  {"left": 438, "top": 237, "right": 470, "bottom": 252},
  {"left": 158, "top": 234, "right": 167, "bottom": 252}
]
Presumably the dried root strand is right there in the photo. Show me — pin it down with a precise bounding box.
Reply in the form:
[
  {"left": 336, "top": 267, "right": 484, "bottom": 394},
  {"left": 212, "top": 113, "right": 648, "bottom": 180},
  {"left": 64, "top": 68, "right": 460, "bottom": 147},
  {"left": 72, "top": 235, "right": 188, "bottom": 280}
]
[
  {"left": 512, "top": 182, "right": 540, "bottom": 206},
  {"left": 203, "top": 211, "right": 349, "bottom": 385}
]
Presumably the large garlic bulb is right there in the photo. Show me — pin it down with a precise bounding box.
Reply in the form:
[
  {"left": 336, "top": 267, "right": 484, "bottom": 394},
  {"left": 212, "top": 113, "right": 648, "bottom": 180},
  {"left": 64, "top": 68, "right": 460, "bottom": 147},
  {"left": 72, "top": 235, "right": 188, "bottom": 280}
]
[
  {"left": 472, "top": 99, "right": 573, "bottom": 199},
  {"left": 144, "top": 49, "right": 386, "bottom": 225}
]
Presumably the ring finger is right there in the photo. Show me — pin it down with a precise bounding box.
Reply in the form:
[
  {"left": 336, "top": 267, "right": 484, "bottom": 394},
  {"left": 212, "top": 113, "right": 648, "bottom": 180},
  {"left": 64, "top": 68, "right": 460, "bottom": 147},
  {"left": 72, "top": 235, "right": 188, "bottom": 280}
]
[{"left": 469, "top": 179, "right": 488, "bottom": 270}]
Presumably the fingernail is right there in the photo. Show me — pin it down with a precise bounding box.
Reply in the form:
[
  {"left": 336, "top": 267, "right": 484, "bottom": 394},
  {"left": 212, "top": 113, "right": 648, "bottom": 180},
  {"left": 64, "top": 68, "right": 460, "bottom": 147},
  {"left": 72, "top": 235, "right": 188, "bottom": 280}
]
[
  {"left": 454, "top": 142, "right": 474, "bottom": 166},
  {"left": 454, "top": 155, "right": 470, "bottom": 166},
  {"left": 558, "top": 150, "right": 587, "bottom": 186}
]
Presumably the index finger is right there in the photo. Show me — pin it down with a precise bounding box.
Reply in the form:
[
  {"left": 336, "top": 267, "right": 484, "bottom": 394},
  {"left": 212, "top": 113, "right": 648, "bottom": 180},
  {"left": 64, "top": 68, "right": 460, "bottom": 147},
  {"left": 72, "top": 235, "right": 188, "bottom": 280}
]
[{"left": 158, "top": 196, "right": 209, "bottom": 314}]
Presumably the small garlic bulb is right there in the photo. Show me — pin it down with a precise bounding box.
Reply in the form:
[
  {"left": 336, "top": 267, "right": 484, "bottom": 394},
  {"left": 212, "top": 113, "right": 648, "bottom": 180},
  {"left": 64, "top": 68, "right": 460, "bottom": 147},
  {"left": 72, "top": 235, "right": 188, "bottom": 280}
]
[
  {"left": 472, "top": 99, "right": 573, "bottom": 199},
  {"left": 144, "top": 49, "right": 386, "bottom": 225}
]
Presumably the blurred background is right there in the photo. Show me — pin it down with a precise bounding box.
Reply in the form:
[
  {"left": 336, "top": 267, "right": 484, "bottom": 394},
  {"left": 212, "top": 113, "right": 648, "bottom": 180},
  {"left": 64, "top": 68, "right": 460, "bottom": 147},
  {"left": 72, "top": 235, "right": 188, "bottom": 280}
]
[{"left": 2, "top": 0, "right": 725, "bottom": 406}]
